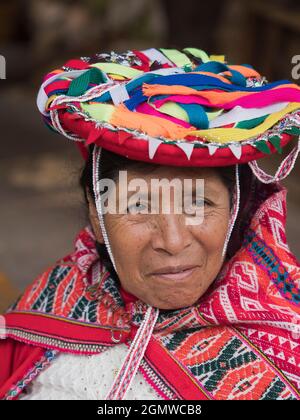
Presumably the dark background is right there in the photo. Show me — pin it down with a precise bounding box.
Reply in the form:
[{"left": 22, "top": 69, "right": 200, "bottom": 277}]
[{"left": 0, "top": 0, "right": 299, "bottom": 303}]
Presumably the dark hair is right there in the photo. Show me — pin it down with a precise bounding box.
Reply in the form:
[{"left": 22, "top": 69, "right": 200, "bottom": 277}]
[{"left": 79, "top": 145, "right": 254, "bottom": 274}]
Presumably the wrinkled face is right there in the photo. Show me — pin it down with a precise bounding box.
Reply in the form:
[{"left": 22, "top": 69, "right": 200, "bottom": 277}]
[{"left": 88, "top": 165, "right": 231, "bottom": 310}]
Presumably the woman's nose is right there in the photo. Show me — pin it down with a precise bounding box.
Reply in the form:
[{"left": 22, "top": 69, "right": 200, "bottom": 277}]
[{"left": 151, "top": 214, "right": 192, "bottom": 256}]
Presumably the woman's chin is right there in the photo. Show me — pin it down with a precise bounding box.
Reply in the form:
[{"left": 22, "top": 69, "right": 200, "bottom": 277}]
[
  {"left": 146, "top": 293, "right": 202, "bottom": 311},
  {"left": 141, "top": 273, "right": 205, "bottom": 309}
]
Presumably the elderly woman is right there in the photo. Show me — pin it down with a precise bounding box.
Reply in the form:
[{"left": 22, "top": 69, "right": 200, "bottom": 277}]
[{"left": 0, "top": 48, "right": 300, "bottom": 400}]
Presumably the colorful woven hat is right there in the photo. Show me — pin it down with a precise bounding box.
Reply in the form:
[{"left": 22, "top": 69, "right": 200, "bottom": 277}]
[{"left": 37, "top": 47, "right": 300, "bottom": 178}]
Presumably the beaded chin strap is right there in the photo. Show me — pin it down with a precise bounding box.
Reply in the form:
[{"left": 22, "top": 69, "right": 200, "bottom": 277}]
[
  {"left": 248, "top": 136, "right": 300, "bottom": 184},
  {"left": 92, "top": 145, "right": 241, "bottom": 399},
  {"left": 222, "top": 164, "right": 241, "bottom": 260},
  {"left": 92, "top": 145, "right": 117, "bottom": 272}
]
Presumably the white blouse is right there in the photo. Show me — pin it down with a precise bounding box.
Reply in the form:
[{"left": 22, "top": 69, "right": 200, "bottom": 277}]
[{"left": 20, "top": 344, "right": 162, "bottom": 400}]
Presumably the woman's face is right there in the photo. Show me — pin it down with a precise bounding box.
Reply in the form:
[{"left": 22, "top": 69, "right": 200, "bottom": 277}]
[{"left": 88, "top": 165, "right": 231, "bottom": 310}]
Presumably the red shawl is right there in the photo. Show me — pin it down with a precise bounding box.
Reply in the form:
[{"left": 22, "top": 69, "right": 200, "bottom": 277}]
[{"left": 0, "top": 186, "right": 299, "bottom": 400}]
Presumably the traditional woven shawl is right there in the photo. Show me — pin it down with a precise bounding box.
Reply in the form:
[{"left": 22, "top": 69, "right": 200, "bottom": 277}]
[{"left": 4, "top": 183, "right": 300, "bottom": 400}]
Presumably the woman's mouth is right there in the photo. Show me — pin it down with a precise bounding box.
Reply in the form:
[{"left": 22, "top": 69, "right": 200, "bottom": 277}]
[{"left": 148, "top": 265, "right": 199, "bottom": 282}]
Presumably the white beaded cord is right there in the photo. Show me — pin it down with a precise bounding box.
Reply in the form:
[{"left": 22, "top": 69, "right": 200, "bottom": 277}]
[
  {"left": 92, "top": 145, "right": 117, "bottom": 273},
  {"left": 248, "top": 136, "right": 300, "bottom": 184},
  {"left": 222, "top": 164, "right": 241, "bottom": 259}
]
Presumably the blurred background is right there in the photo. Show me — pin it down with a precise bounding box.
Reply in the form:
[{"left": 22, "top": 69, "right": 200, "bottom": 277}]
[{"left": 0, "top": 0, "right": 299, "bottom": 309}]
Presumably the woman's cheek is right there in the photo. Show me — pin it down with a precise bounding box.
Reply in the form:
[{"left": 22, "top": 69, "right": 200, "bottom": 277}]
[
  {"left": 112, "top": 226, "right": 147, "bottom": 278},
  {"left": 193, "top": 211, "right": 229, "bottom": 252}
]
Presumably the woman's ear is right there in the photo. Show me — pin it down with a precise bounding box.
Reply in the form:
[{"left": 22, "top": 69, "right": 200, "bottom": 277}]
[{"left": 86, "top": 188, "right": 104, "bottom": 244}]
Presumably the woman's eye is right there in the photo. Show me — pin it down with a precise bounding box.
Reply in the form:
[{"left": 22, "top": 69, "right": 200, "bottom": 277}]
[
  {"left": 195, "top": 198, "right": 212, "bottom": 206},
  {"left": 183, "top": 198, "right": 211, "bottom": 215},
  {"left": 193, "top": 199, "right": 205, "bottom": 207},
  {"left": 126, "top": 198, "right": 211, "bottom": 214},
  {"left": 189, "top": 198, "right": 208, "bottom": 208},
  {"left": 127, "top": 200, "right": 149, "bottom": 213}
]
